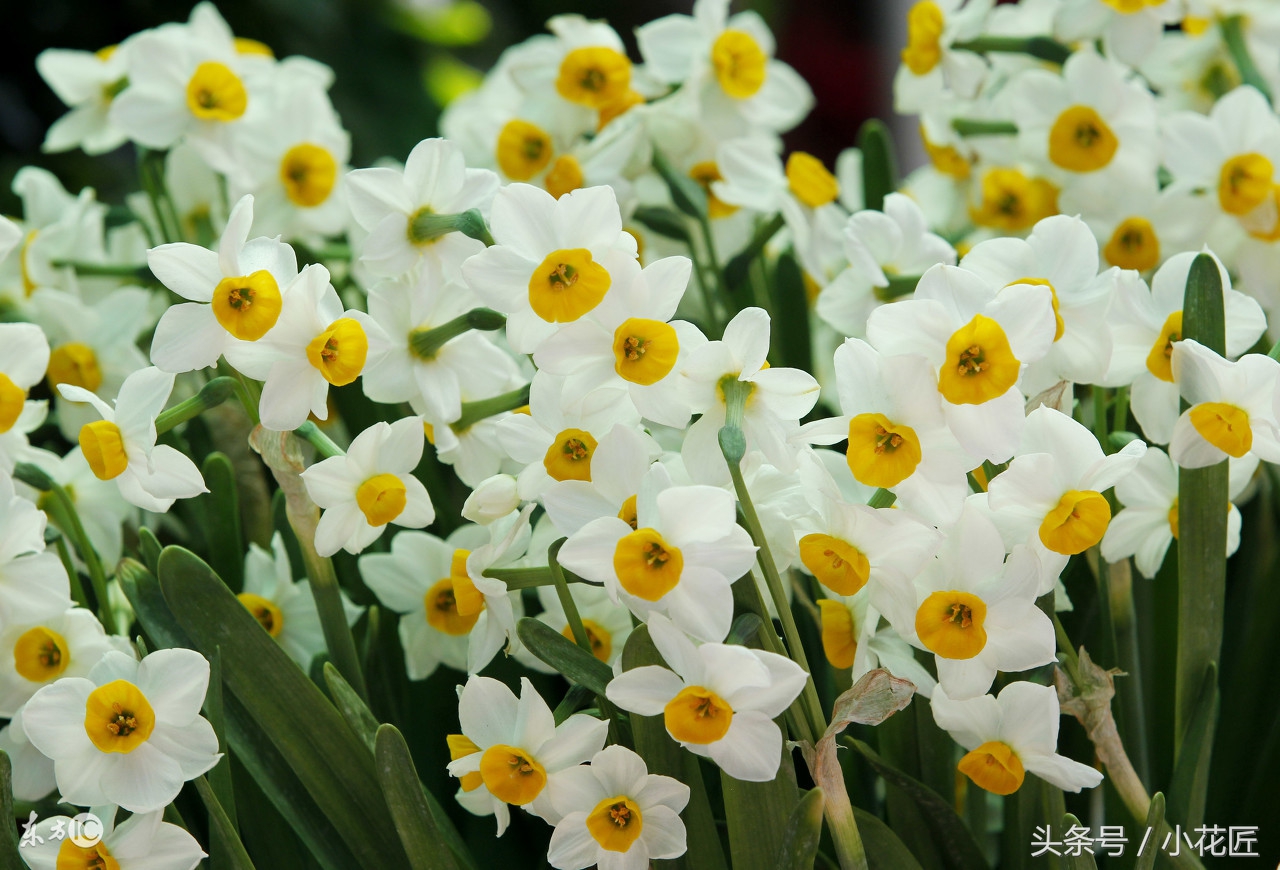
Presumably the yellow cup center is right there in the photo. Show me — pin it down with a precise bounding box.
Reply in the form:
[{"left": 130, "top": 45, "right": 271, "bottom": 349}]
[
  {"left": 800, "top": 533, "right": 871, "bottom": 596},
  {"left": 1039, "top": 490, "right": 1111, "bottom": 555},
  {"left": 212, "top": 270, "right": 283, "bottom": 341},
  {"left": 617, "top": 494, "right": 639, "bottom": 529},
  {"left": 689, "top": 160, "right": 739, "bottom": 218},
  {"left": 786, "top": 152, "right": 839, "bottom": 208},
  {"left": 613, "top": 527, "right": 684, "bottom": 601},
  {"left": 845, "top": 412, "right": 923, "bottom": 489},
  {"left": 237, "top": 592, "right": 284, "bottom": 637},
  {"left": 85, "top": 679, "right": 156, "bottom": 754},
  {"left": 611, "top": 317, "right": 680, "bottom": 385},
  {"left": 425, "top": 577, "right": 482, "bottom": 636},
  {"left": 306, "top": 317, "right": 368, "bottom": 386},
  {"left": 356, "top": 473, "right": 408, "bottom": 526},
  {"left": 970, "top": 168, "right": 1059, "bottom": 232},
  {"left": 556, "top": 46, "right": 632, "bottom": 109},
  {"left": 1190, "top": 402, "right": 1253, "bottom": 457},
  {"left": 915, "top": 590, "right": 988, "bottom": 659},
  {"left": 544, "top": 154, "right": 585, "bottom": 199},
  {"left": 1219, "top": 152, "right": 1274, "bottom": 215},
  {"left": 185, "top": 61, "right": 248, "bottom": 122},
  {"left": 958, "top": 740, "right": 1025, "bottom": 795},
  {"left": 1048, "top": 105, "right": 1118, "bottom": 173},
  {"left": 479, "top": 744, "right": 547, "bottom": 805},
  {"left": 13, "top": 625, "right": 70, "bottom": 683},
  {"left": 1105, "top": 217, "right": 1161, "bottom": 271},
  {"left": 528, "top": 248, "right": 611, "bottom": 323},
  {"left": 817, "top": 599, "right": 858, "bottom": 670},
  {"left": 543, "top": 427, "right": 598, "bottom": 482},
  {"left": 901, "top": 1, "right": 945, "bottom": 75},
  {"left": 447, "top": 733, "right": 484, "bottom": 792},
  {"left": 1145, "top": 310, "right": 1182, "bottom": 382},
  {"left": 80, "top": 420, "right": 129, "bottom": 481},
  {"left": 562, "top": 618, "right": 613, "bottom": 662},
  {"left": 280, "top": 143, "right": 338, "bottom": 208},
  {"left": 57, "top": 838, "right": 121, "bottom": 870},
  {"left": 938, "top": 314, "right": 1021, "bottom": 405},
  {"left": 48, "top": 342, "right": 103, "bottom": 394},
  {"left": 711, "top": 29, "right": 768, "bottom": 99},
  {"left": 496, "top": 119, "right": 553, "bottom": 181},
  {"left": 586, "top": 795, "right": 645, "bottom": 853},
  {"left": 664, "top": 685, "right": 733, "bottom": 744},
  {"left": 0, "top": 372, "right": 27, "bottom": 433}
]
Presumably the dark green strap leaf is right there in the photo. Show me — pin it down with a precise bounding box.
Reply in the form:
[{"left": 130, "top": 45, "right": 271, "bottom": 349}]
[
  {"left": 1134, "top": 794, "right": 1165, "bottom": 870},
  {"left": 632, "top": 205, "right": 692, "bottom": 242},
  {"left": 1061, "top": 813, "right": 1098, "bottom": 870},
  {"left": 1168, "top": 664, "right": 1219, "bottom": 830},
  {"left": 0, "top": 751, "right": 19, "bottom": 865},
  {"left": 195, "top": 776, "right": 257, "bottom": 870},
  {"left": 199, "top": 452, "right": 244, "bottom": 590},
  {"left": 854, "top": 807, "right": 926, "bottom": 870},
  {"left": 516, "top": 616, "right": 612, "bottom": 695},
  {"left": 857, "top": 119, "right": 898, "bottom": 212},
  {"left": 375, "top": 724, "right": 462, "bottom": 870},
  {"left": 773, "top": 787, "right": 825, "bottom": 870}
]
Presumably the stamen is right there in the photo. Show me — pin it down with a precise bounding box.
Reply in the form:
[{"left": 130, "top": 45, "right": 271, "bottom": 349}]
[
  {"left": 108, "top": 702, "right": 139, "bottom": 737},
  {"left": 947, "top": 603, "right": 973, "bottom": 629},
  {"left": 643, "top": 542, "right": 670, "bottom": 568}
]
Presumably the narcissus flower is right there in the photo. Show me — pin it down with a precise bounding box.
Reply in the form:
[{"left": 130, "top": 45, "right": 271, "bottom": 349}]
[
  {"left": 932, "top": 681, "right": 1103, "bottom": 795},
  {"left": 605, "top": 613, "right": 808, "bottom": 782},
  {"left": 22, "top": 648, "right": 220, "bottom": 813},
  {"left": 875, "top": 504, "right": 1055, "bottom": 700},
  {"left": 19, "top": 806, "right": 205, "bottom": 870},
  {"left": 814, "top": 587, "right": 939, "bottom": 697},
  {"left": 542, "top": 424, "right": 657, "bottom": 538},
  {"left": 0, "top": 606, "right": 131, "bottom": 717},
  {"left": 0, "top": 470, "right": 73, "bottom": 626},
  {"left": 57, "top": 366, "right": 207, "bottom": 513},
  {"left": 545, "top": 745, "right": 690, "bottom": 870},
  {"left": 447, "top": 675, "right": 608, "bottom": 835},
  {"left": 893, "top": 0, "right": 994, "bottom": 112},
  {"left": 37, "top": 41, "right": 132, "bottom": 154},
  {"left": 531, "top": 583, "right": 634, "bottom": 669},
  {"left": 148, "top": 194, "right": 299, "bottom": 373},
  {"left": 300, "top": 416, "right": 435, "bottom": 557},
  {"left": 1168, "top": 339, "right": 1280, "bottom": 468},
  {"left": 0, "top": 323, "right": 50, "bottom": 442},
  {"left": 1053, "top": 0, "right": 1181, "bottom": 66},
  {"left": 558, "top": 480, "right": 756, "bottom": 642},
  {"left": 462, "top": 184, "right": 640, "bottom": 353}
]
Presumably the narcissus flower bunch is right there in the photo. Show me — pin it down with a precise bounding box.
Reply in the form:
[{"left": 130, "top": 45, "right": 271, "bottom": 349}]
[{"left": 6, "top": 0, "right": 1280, "bottom": 866}]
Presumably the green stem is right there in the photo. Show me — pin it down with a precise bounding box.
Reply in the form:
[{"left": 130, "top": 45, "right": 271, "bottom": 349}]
[
  {"left": 1110, "top": 558, "right": 1151, "bottom": 786},
  {"left": 1221, "top": 16, "right": 1273, "bottom": 102},
  {"left": 484, "top": 565, "right": 562, "bottom": 589},
  {"left": 407, "top": 207, "right": 494, "bottom": 247},
  {"left": 1092, "top": 385, "right": 1110, "bottom": 447},
  {"left": 137, "top": 149, "right": 183, "bottom": 244},
  {"left": 51, "top": 261, "right": 153, "bottom": 281},
  {"left": 1051, "top": 611, "right": 1083, "bottom": 687},
  {"left": 866, "top": 488, "right": 896, "bottom": 509},
  {"left": 951, "top": 35, "right": 1072, "bottom": 64},
  {"left": 548, "top": 539, "right": 591, "bottom": 653},
  {"left": 951, "top": 118, "right": 1019, "bottom": 137},
  {"left": 225, "top": 366, "right": 261, "bottom": 426},
  {"left": 872, "top": 274, "right": 919, "bottom": 302},
  {"left": 294, "top": 420, "right": 345, "bottom": 459},
  {"left": 155, "top": 377, "right": 237, "bottom": 434},
  {"left": 1113, "top": 385, "right": 1130, "bottom": 434},
  {"left": 52, "top": 534, "right": 89, "bottom": 610},
  {"left": 297, "top": 539, "right": 367, "bottom": 701},
  {"left": 453, "top": 384, "right": 531, "bottom": 431},
  {"left": 408, "top": 308, "right": 506, "bottom": 360}
]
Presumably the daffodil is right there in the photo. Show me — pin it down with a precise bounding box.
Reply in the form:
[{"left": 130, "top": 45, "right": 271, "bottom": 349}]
[
  {"left": 1168, "top": 339, "right": 1280, "bottom": 468},
  {"left": 57, "top": 366, "right": 206, "bottom": 512},
  {"left": 37, "top": 39, "right": 132, "bottom": 155},
  {"left": 712, "top": 139, "right": 843, "bottom": 251},
  {"left": 148, "top": 194, "right": 299, "bottom": 373},
  {"left": 931, "top": 681, "right": 1104, "bottom": 795},
  {"left": 461, "top": 183, "right": 640, "bottom": 354},
  {"left": 0, "top": 606, "right": 132, "bottom": 717},
  {"left": 545, "top": 745, "right": 690, "bottom": 870},
  {"left": 894, "top": 0, "right": 994, "bottom": 113},
  {"left": 1054, "top": 0, "right": 1184, "bottom": 67},
  {"left": 19, "top": 806, "right": 205, "bottom": 870},
  {"left": 542, "top": 424, "right": 658, "bottom": 537},
  {"left": 300, "top": 416, "right": 435, "bottom": 557},
  {"left": 0, "top": 707, "right": 55, "bottom": 801},
  {"left": 0, "top": 323, "right": 50, "bottom": 449},
  {"left": 460, "top": 505, "right": 538, "bottom": 674},
  {"left": 814, "top": 586, "right": 940, "bottom": 697},
  {"left": 447, "top": 675, "right": 609, "bottom": 835},
  {"left": 22, "top": 648, "right": 220, "bottom": 813},
  {"left": 0, "top": 470, "right": 73, "bottom": 624},
  {"left": 510, "top": 15, "right": 638, "bottom": 122},
  {"left": 346, "top": 137, "right": 499, "bottom": 281},
  {"left": 0, "top": 168, "right": 107, "bottom": 309},
  {"left": 605, "top": 613, "right": 807, "bottom": 782}
]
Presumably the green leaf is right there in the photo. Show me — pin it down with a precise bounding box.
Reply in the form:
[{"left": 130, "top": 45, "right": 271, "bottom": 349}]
[
  {"left": 620, "top": 626, "right": 727, "bottom": 870},
  {"left": 854, "top": 807, "right": 926, "bottom": 870},
  {"left": 198, "top": 452, "right": 245, "bottom": 590},
  {"left": 1221, "top": 16, "right": 1273, "bottom": 102},
  {"left": 632, "top": 205, "right": 692, "bottom": 243},
  {"left": 847, "top": 738, "right": 987, "bottom": 870},
  {"left": 516, "top": 617, "right": 613, "bottom": 695},
  {"left": 376, "top": 724, "right": 462, "bottom": 870},
  {"left": 157, "top": 545, "right": 411, "bottom": 868},
  {"left": 138, "top": 526, "right": 163, "bottom": 575},
  {"left": 195, "top": 776, "right": 257, "bottom": 870},
  {"left": 653, "top": 149, "right": 708, "bottom": 219},
  {"left": 773, "top": 787, "right": 825, "bottom": 870},
  {"left": 204, "top": 646, "right": 240, "bottom": 869},
  {"left": 723, "top": 214, "right": 784, "bottom": 292},
  {"left": 722, "top": 759, "right": 800, "bottom": 870},
  {"left": 725, "top": 612, "right": 765, "bottom": 646},
  {"left": 1134, "top": 793, "right": 1165, "bottom": 870},
  {"left": 1168, "top": 663, "right": 1218, "bottom": 829},
  {"left": 857, "top": 119, "right": 898, "bottom": 212},
  {"left": 768, "top": 251, "right": 811, "bottom": 372},
  {"left": 1060, "top": 814, "right": 1098, "bottom": 870},
  {"left": 0, "top": 751, "right": 20, "bottom": 865}
]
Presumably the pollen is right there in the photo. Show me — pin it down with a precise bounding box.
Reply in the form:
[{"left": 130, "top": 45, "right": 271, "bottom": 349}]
[
  {"left": 915, "top": 590, "right": 988, "bottom": 659},
  {"left": 1048, "top": 105, "right": 1118, "bottom": 173},
  {"left": 84, "top": 679, "right": 155, "bottom": 754},
  {"left": 355, "top": 473, "right": 408, "bottom": 526},
  {"left": 306, "top": 317, "right": 368, "bottom": 386},
  {"left": 185, "top": 61, "right": 248, "bottom": 122},
  {"left": 711, "top": 30, "right": 767, "bottom": 99},
  {"left": 613, "top": 527, "right": 683, "bottom": 601},
  {"left": 528, "top": 248, "right": 611, "bottom": 323},
  {"left": 612, "top": 318, "right": 679, "bottom": 385},
  {"left": 211, "top": 270, "right": 283, "bottom": 341},
  {"left": 13, "top": 625, "right": 69, "bottom": 682}
]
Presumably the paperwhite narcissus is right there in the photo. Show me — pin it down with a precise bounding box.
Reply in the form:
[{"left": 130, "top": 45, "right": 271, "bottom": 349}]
[
  {"left": 866, "top": 263, "right": 1057, "bottom": 464},
  {"left": 1102, "top": 251, "right": 1265, "bottom": 444},
  {"left": 679, "top": 307, "right": 820, "bottom": 483},
  {"left": 301, "top": 416, "right": 435, "bottom": 557},
  {"left": 239, "top": 532, "right": 361, "bottom": 670},
  {"left": 18, "top": 806, "right": 205, "bottom": 870},
  {"left": 545, "top": 745, "right": 690, "bottom": 870},
  {"left": 0, "top": 470, "right": 73, "bottom": 627},
  {"left": 558, "top": 477, "right": 756, "bottom": 643},
  {"left": 1169, "top": 339, "right": 1280, "bottom": 468},
  {"left": 346, "top": 137, "right": 499, "bottom": 282},
  {"left": 893, "top": 0, "right": 994, "bottom": 113},
  {"left": 0, "top": 323, "right": 50, "bottom": 441},
  {"left": 533, "top": 256, "right": 707, "bottom": 429},
  {"left": 461, "top": 184, "right": 640, "bottom": 354},
  {"left": 984, "top": 406, "right": 1146, "bottom": 584},
  {"left": 36, "top": 42, "right": 132, "bottom": 155},
  {"left": 1053, "top": 0, "right": 1181, "bottom": 67},
  {"left": 0, "top": 606, "right": 132, "bottom": 717},
  {"left": 815, "top": 587, "right": 940, "bottom": 698},
  {"left": 605, "top": 613, "right": 807, "bottom": 782},
  {"left": 711, "top": 139, "right": 843, "bottom": 252},
  {"left": 22, "top": 648, "right": 220, "bottom": 813},
  {"left": 532, "top": 582, "right": 635, "bottom": 669},
  {"left": 57, "top": 366, "right": 207, "bottom": 512},
  {"left": 1101, "top": 447, "right": 1254, "bottom": 578},
  {"left": 932, "top": 681, "right": 1104, "bottom": 795},
  {"left": 0, "top": 707, "right": 56, "bottom": 801},
  {"left": 230, "top": 262, "right": 387, "bottom": 431},
  {"left": 147, "top": 194, "right": 299, "bottom": 373},
  {"left": 447, "top": 675, "right": 609, "bottom": 835},
  {"left": 461, "top": 505, "right": 537, "bottom": 674},
  {"left": 874, "top": 504, "right": 1055, "bottom": 700},
  {"left": 542, "top": 424, "right": 656, "bottom": 538}
]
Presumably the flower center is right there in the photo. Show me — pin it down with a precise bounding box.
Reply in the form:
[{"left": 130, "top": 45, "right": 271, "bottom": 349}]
[
  {"left": 1219, "top": 153, "right": 1274, "bottom": 215},
  {"left": 1048, "top": 105, "right": 1118, "bottom": 173},
  {"left": 85, "top": 679, "right": 156, "bottom": 754},
  {"left": 0, "top": 372, "right": 27, "bottom": 433},
  {"left": 1144, "top": 310, "right": 1182, "bottom": 382},
  {"left": 664, "top": 685, "right": 733, "bottom": 744},
  {"left": 355, "top": 473, "right": 407, "bottom": 526},
  {"left": 47, "top": 342, "right": 103, "bottom": 394},
  {"left": 79, "top": 420, "right": 129, "bottom": 481},
  {"left": 1190, "top": 402, "right": 1253, "bottom": 457},
  {"left": 479, "top": 744, "right": 547, "bottom": 805},
  {"left": 306, "top": 317, "right": 368, "bottom": 386},
  {"left": 901, "top": 1, "right": 945, "bottom": 75},
  {"left": 690, "top": 161, "right": 739, "bottom": 220},
  {"left": 586, "top": 795, "right": 645, "bottom": 853},
  {"left": 237, "top": 592, "right": 284, "bottom": 637},
  {"left": 544, "top": 154, "right": 585, "bottom": 199},
  {"left": 970, "top": 168, "right": 1058, "bottom": 232},
  {"left": 56, "top": 838, "right": 121, "bottom": 870},
  {"left": 711, "top": 29, "right": 768, "bottom": 99},
  {"left": 528, "top": 248, "right": 611, "bottom": 323},
  {"left": 613, "top": 527, "right": 684, "bottom": 601},
  {"left": 786, "top": 152, "right": 840, "bottom": 208},
  {"left": 185, "top": 61, "right": 248, "bottom": 122},
  {"left": 915, "top": 590, "right": 988, "bottom": 659},
  {"left": 817, "top": 599, "right": 858, "bottom": 669},
  {"left": 800, "top": 533, "right": 872, "bottom": 596},
  {"left": 1104, "top": 217, "right": 1161, "bottom": 271},
  {"left": 845, "top": 412, "right": 923, "bottom": 488},
  {"left": 211, "top": 270, "right": 283, "bottom": 341},
  {"left": 496, "top": 119, "right": 554, "bottom": 181},
  {"left": 562, "top": 618, "right": 612, "bottom": 662},
  {"left": 922, "top": 127, "right": 971, "bottom": 179},
  {"left": 556, "top": 47, "right": 632, "bottom": 109},
  {"left": 13, "top": 625, "right": 69, "bottom": 682},
  {"left": 938, "top": 314, "right": 1021, "bottom": 405},
  {"left": 543, "top": 427, "right": 598, "bottom": 482},
  {"left": 617, "top": 494, "right": 639, "bottom": 529},
  {"left": 279, "top": 143, "right": 338, "bottom": 207},
  {"left": 958, "top": 741, "right": 1025, "bottom": 795},
  {"left": 611, "top": 317, "right": 680, "bottom": 385},
  {"left": 425, "top": 576, "right": 482, "bottom": 636},
  {"left": 1040, "top": 490, "right": 1112, "bottom": 555}
]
